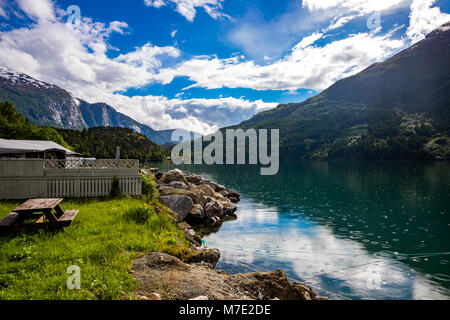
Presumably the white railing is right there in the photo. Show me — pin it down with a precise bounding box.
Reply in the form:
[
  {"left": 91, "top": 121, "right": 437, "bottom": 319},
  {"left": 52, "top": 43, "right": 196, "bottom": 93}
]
[
  {"left": 43, "top": 159, "right": 139, "bottom": 169},
  {"left": 0, "top": 159, "right": 142, "bottom": 199}
]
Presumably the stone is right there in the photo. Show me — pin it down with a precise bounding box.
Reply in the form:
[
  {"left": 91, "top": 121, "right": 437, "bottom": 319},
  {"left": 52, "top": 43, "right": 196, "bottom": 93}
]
[
  {"left": 189, "top": 296, "right": 209, "bottom": 300},
  {"left": 222, "top": 202, "right": 237, "bottom": 216},
  {"left": 160, "top": 169, "right": 190, "bottom": 188},
  {"left": 186, "top": 204, "right": 205, "bottom": 224},
  {"left": 205, "top": 181, "right": 226, "bottom": 192},
  {"left": 189, "top": 248, "right": 220, "bottom": 268},
  {"left": 228, "top": 196, "right": 240, "bottom": 203},
  {"left": 204, "top": 197, "right": 223, "bottom": 218},
  {"left": 195, "top": 184, "right": 216, "bottom": 198},
  {"left": 168, "top": 181, "right": 189, "bottom": 190},
  {"left": 186, "top": 174, "right": 203, "bottom": 185},
  {"left": 132, "top": 252, "right": 189, "bottom": 272},
  {"left": 149, "top": 293, "right": 162, "bottom": 300},
  {"left": 227, "top": 190, "right": 240, "bottom": 200},
  {"left": 218, "top": 190, "right": 229, "bottom": 197},
  {"left": 159, "top": 195, "right": 194, "bottom": 222},
  {"left": 159, "top": 186, "right": 202, "bottom": 205},
  {"left": 177, "top": 222, "right": 201, "bottom": 246},
  {"left": 205, "top": 216, "right": 221, "bottom": 226}
]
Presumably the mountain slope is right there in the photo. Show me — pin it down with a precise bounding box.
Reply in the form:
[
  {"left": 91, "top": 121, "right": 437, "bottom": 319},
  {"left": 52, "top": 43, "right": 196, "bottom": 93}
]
[
  {"left": 0, "top": 68, "right": 179, "bottom": 145},
  {"left": 231, "top": 22, "right": 450, "bottom": 160}
]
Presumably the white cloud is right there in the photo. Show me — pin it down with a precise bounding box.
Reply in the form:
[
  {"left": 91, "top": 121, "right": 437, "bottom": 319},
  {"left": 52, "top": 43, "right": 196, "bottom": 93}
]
[
  {"left": 0, "top": 2, "right": 276, "bottom": 134},
  {"left": 15, "top": 0, "right": 55, "bottom": 21},
  {"left": 158, "top": 28, "right": 406, "bottom": 91},
  {"left": 406, "top": 0, "right": 450, "bottom": 43},
  {"left": 144, "top": 0, "right": 230, "bottom": 22},
  {"left": 302, "top": 0, "right": 407, "bottom": 14},
  {"left": 170, "top": 29, "right": 177, "bottom": 37}
]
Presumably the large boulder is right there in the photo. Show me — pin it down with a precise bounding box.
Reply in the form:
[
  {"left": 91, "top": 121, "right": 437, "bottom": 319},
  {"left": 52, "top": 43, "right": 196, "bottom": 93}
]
[
  {"left": 159, "top": 195, "right": 193, "bottom": 222},
  {"left": 222, "top": 202, "right": 238, "bottom": 217},
  {"left": 186, "top": 174, "right": 203, "bottom": 185},
  {"left": 227, "top": 190, "right": 240, "bottom": 203},
  {"left": 204, "top": 181, "right": 226, "bottom": 192},
  {"left": 188, "top": 248, "right": 221, "bottom": 268},
  {"left": 195, "top": 184, "right": 216, "bottom": 198},
  {"left": 204, "top": 197, "right": 223, "bottom": 218},
  {"left": 160, "top": 169, "right": 190, "bottom": 188},
  {"left": 167, "top": 181, "right": 189, "bottom": 190},
  {"left": 186, "top": 204, "right": 205, "bottom": 224},
  {"left": 159, "top": 186, "right": 205, "bottom": 205}
]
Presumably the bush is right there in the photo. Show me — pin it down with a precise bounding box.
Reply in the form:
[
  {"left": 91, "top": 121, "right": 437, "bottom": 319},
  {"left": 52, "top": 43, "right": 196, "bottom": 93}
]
[
  {"left": 123, "top": 206, "right": 153, "bottom": 224},
  {"left": 110, "top": 175, "right": 122, "bottom": 198},
  {"left": 142, "top": 174, "right": 158, "bottom": 201}
]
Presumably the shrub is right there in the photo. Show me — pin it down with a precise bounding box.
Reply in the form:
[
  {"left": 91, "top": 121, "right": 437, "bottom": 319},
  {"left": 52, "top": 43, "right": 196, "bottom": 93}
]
[
  {"left": 142, "top": 174, "right": 158, "bottom": 201},
  {"left": 110, "top": 175, "right": 122, "bottom": 198},
  {"left": 123, "top": 206, "right": 153, "bottom": 224}
]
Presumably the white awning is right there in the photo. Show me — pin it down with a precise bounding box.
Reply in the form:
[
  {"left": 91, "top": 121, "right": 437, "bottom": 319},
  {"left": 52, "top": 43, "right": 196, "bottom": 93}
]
[{"left": 0, "top": 138, "right": 79, "bottom": 155}]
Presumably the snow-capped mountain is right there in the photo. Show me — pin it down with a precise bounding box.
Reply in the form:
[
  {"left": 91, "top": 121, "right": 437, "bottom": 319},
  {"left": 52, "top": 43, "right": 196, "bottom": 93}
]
[{"left": 0, "top": 67, "right": 181, "bottom": 145}]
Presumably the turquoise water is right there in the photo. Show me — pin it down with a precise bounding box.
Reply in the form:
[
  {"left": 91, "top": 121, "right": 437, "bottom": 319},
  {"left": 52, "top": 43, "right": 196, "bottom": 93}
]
[{"left": 151, "top": 162, "right": 450, "bottom": 300}]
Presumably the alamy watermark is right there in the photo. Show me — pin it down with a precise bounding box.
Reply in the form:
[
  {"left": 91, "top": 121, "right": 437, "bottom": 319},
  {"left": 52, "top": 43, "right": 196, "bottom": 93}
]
[
  {"left": 67, "top": 265, "right": 81, "bottom": 290},
  {"left": 171, "top": 129, "right": 280, "bottom": 176},
  {"left": 367, "top": 12, "right": 381, "bottom": 30},
  {"left": 67, "top": 5, "right": 81, "bottom": 27}
]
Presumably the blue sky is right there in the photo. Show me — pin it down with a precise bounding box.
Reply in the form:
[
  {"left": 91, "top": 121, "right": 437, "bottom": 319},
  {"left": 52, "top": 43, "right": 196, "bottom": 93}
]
[{"left": 0, "top": 0, "right": 449, "bottom": 133}]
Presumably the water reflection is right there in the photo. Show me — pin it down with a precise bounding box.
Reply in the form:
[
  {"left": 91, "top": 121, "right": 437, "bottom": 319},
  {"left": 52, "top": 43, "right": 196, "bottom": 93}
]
[{"left": 151, "top": 162, "right": 450, "bottom": 299}]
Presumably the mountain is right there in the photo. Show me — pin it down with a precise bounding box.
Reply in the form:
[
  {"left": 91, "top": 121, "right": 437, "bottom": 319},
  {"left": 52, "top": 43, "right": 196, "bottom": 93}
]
[
  {"left": 0, "top": 68, "right": 183, "bottom": 145},
  {"left": 230, "top": 22, "right": 450, "bottom": 160}
]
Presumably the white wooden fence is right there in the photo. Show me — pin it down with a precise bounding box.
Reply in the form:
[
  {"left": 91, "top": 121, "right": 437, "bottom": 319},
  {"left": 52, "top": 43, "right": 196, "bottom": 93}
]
[{"left": 0, "top": 159, "right": 142, "bottom": 199}]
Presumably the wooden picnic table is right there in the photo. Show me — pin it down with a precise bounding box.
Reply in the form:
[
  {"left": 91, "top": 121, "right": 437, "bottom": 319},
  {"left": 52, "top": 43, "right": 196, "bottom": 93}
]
[{"left": 0, "top": 198, "right": 78, "bottom": 232}]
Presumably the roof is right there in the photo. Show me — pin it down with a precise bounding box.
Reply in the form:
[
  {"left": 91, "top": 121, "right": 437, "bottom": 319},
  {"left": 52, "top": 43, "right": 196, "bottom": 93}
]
[{"left": 0, "top": 139, "right": 79, "bottom": 155}]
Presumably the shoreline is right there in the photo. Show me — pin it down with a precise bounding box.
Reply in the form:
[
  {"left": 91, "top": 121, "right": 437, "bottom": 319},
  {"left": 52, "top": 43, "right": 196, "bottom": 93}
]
[{"left": 131, "top": 168, "right": 325, "bottom": 300}]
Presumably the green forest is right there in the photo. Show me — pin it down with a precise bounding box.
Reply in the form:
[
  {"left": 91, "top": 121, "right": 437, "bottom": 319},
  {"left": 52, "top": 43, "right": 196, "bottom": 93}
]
[{"left": 0, "top": 101, "right": 167, "bottom": 163}]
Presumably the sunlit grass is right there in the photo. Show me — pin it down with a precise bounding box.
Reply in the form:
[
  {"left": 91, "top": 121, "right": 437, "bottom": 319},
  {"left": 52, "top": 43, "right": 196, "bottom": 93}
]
[{"left": 0, "top": 197, "right": 190, "bottom": 300}]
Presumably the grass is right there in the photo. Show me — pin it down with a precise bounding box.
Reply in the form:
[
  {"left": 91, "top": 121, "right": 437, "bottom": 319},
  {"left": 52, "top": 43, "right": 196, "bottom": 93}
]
[{"left": 0, "top": 197, "right": 190, "bottom": 300}]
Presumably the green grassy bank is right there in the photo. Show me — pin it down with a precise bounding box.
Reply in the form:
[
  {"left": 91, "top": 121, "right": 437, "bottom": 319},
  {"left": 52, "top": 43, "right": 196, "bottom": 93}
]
[{"left": 0, "top": 197, "right": 190, "bottom": 300}]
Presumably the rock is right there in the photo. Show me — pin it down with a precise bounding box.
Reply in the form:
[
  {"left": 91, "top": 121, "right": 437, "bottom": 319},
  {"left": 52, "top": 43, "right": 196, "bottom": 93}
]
[
  {"left": 155, "top": 172, "right": 163, "bottom": 180},
  {"left": 189, "top": 296, "right": 209, "bottom": 300},
  {"left": 134, "top": 294, "right": 149, "bottom": 300},
  {"left": 227, "top": 190, "right": 240, "bottom": 198},
  {"left": 160, "top": 169, "right": 190, "bottom": 188},
  {"left": 149, "top": 293, "right": 162, "bottom": 300},
  {"left": 257, "top": 291, "right": 264, "bottom": 300},
  {"left": 177, "top": 222, "right": 201, "bottom": 246},
  {"left": 205, "top": 216, "right": 221, "bottom": 226},
  {"left": 204, "top": 197, "right": 223, "bottom": 218},
  {"left": 204, "top": 181, "right": 226, "bottom": 192},
  {"left": 195, "top": 184, "right": 216, "bottom": 198},
  {"left": 186, "top": 204, "right": 205, "bottom": 224},
  {"left": 218, "top": 190, "right": 229, "bottom": 197},
  {"left": 132, "top": 252, "right": 189, "bottom": 272},
  {"left": 186, "top": 174, "right": 203, "bottom": 185},
  {"left": 159, "top": 186, "right": 204, "bottom": 205},
  {"left": 159, "top": 195, "right": 194, "bottom": 222},
  {"left": 131, "top": 252, "right": 324, "bottom": 300},
  {"left": 222, "top": 202, "right": 237, "bottom": 217},
  {"left": 189, "top": 248, "right": 220, "bottom": 268},
  {"left": 227, "top": 190, "right": 240, "bottom": 203},
  {"left": 167, "top": 181, "right": 189, "bottom": 190}
]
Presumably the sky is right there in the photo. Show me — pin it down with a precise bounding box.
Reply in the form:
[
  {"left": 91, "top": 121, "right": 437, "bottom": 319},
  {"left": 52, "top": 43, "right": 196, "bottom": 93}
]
[{"left": 0, "top": 0, "right": 449, "bottom": 134}]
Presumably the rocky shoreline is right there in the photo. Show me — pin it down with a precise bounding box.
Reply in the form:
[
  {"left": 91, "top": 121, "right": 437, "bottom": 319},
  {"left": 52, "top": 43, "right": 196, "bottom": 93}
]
[{"left": 131, "top": 169, "right": 324, "bottom": 300}]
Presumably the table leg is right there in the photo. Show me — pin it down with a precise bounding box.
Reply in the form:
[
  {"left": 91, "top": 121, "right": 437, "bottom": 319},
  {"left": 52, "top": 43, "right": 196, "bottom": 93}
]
[{"left": 54, "top": 205, "right": 65, "bottom": 219}]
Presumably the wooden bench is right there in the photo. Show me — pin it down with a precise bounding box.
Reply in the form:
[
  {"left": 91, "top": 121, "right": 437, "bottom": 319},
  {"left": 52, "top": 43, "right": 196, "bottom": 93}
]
[
  {"left": 0, "top": 212, "right": 20, "bottom": 231},
  {"left": 58, "top": 210, "right": 79, "bottom": 228}
]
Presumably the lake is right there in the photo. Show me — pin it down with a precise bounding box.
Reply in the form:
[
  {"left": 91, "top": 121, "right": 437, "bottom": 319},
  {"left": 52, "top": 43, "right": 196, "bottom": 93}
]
[{"left": 150, "top": 161, "right": 450, "bottom": 300}]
